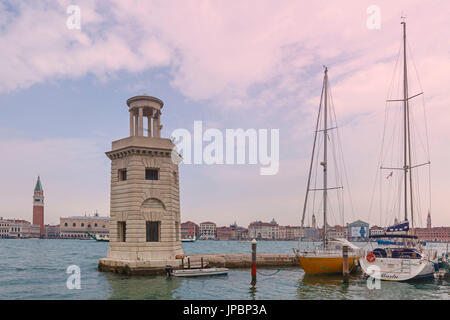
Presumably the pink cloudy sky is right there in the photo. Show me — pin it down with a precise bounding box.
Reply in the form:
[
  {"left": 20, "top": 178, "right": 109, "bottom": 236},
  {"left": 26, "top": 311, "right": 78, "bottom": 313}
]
[{"left": 0, "top": 0, "right": 449, "bottom": 228}]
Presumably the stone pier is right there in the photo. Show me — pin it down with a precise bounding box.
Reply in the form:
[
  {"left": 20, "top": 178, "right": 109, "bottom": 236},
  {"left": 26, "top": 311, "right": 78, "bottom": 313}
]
[{"left": 98, "top": 253, "right": 298, "bottom": 275}]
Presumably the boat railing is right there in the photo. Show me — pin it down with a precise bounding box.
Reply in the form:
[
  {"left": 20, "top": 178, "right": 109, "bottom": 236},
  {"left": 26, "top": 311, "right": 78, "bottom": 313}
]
[{"left": 298, "top": 247, "right": 361, "bottom": 257}]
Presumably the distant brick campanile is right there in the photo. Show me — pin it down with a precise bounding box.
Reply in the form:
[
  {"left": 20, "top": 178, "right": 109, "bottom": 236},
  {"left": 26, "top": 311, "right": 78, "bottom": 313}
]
[
  {"left": 99, "top": 95, "right": 183, "bottom": 272},
  {"left": 32, "top": 175, "right": 44, "bottom": 237}
]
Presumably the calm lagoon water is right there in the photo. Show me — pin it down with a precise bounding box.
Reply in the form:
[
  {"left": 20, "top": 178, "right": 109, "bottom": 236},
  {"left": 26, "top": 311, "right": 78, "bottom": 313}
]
[{"left": 0, "top": 239, "right": 448, "bottom": 300}]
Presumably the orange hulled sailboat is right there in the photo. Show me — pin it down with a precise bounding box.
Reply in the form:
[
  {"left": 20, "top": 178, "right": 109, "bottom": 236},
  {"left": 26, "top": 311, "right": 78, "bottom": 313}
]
[{"left": 295, "top": 67, "right": 362, "bottom": 275}]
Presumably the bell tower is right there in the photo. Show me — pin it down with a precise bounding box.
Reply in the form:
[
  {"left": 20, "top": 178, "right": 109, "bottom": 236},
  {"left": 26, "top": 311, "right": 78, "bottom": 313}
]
[
  {"left": 32, "top": 175, "right": 44, "bottom": 237},
  {"left": 102, "top": 95, "right": 183, "bottom": 270}
]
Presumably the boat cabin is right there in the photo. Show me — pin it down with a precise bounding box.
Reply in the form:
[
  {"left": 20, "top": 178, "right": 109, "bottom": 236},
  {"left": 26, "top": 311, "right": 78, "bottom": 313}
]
[{"left": 372, "top": 247, "right": 422, "bottom": 259}]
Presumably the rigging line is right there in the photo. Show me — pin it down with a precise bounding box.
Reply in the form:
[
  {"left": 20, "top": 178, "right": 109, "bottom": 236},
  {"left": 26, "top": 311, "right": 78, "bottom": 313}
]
[
  {"left": 330, "top": 132, "right": 345, "bottom": 225},
  {"left": 311, "top": 132, "right": 324, "bottom": 226},
  {"left": 327, "top": 103, "right": 345, "bottom": 224},
  {"left": 368, "top": 40, "right": 403, "bottom": 225},
  {"left": 324, "top": 94, "right": 344, "bottom": 226},
  {"left": 407, "top": 39, "right": 432, "bottom": 215},
  {"left": 328, "top": 83, "right": 355, "bottom": 222},
  {"left": 409, "top": 102, "right": 428, "bottom": 164},
  {"left": 410, "top": 105, "right": 425, "bottom": 226},
  {"left": 300, "top": 79, "right": 324, "bottom": 231}
]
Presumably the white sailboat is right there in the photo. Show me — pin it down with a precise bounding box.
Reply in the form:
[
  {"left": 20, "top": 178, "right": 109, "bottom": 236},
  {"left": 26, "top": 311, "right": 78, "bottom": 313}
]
[{"left": 359, "top": 20, "right": 436, "bottom": 281}]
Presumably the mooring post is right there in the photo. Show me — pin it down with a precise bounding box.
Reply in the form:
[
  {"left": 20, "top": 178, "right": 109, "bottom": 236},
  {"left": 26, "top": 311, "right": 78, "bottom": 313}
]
[
  {"left": 181, "top": 257, "right": 184, "bottom": 269},
  {"left": 188, "top": 257, "right": 191, "bottom": 269},
  {"left": 201, "top": 257, "right": 204, "bottom": 269},
  {"left": 251, "top": 239, "right": 257, "bottom": 284},
  {"left": 342, "top": 245, "right": 349, "bottom": 283}
]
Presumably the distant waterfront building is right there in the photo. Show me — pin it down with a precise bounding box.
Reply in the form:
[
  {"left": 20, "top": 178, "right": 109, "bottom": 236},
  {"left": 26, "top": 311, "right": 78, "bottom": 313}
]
[
  {"left": 279, "top": 226, "right": 287, "bottom": 240},
  {"left": 45, "top": 224, "right": 60, "bottom": 239},
  {"left": 181, "top": 221, "right": 199, "bottom": 239},
  {"left": 279, "top": 225, "right": 302, "bottom": 240},
  {"left": 369, "top": 225, "right": 385, "bottom": 236},
  {"left": 415, "top": 226, "right": 450, "bottom": 242},
  {"left": 0, "top": 218, "right": 40, "bottom": 238},
  {"left": 326, "top": 225, "right": 348, "bottom": 239},
  {"left": 60, "top": 212, "right": 109, "bottom": 239},
  {"left": 200, "top": 222, "right": 216, "bottom": 239},
  {"left": 311, "top": 214, "right": 317, "bottom": 229},
  {"left": 348, "top": 220, "right": 369, "bottom": 241},
  {"left": 32, "top": 175, "right": 45, "bottom": 237},
  {"left": 0, "top": 218, "right": 8, "bottom": 238},
  {"left": 216, "top": 223, "right": 248, "bottom": 240},
  {"left": 427, "top": 211, "right": 432, "bottom": 229},
  {"left": 301, "top": 226, "right": 320, "bottom": 240},
  {"left": 248, "top": 219, "right": 279, "bottom": 240},
  {"left": 216, "top": 226, "right": 234, "bottom": 240}
]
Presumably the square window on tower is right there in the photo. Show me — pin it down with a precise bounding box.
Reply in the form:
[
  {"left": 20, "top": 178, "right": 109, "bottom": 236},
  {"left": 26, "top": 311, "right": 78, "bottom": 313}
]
[
  {"left": 118, "top": 169, "right": 127, "bottom": 181},
  {"left": 146, "top": 221, "right": 160, "bottom": 242},
  {"left": 145, "top": 168, "right": 159, "bottom": 180}
]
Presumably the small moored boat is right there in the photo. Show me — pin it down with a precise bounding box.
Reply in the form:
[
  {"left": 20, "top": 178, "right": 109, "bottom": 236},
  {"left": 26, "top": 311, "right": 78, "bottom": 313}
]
[
  {"left": 181, "top": 234, "right": 202, "bottom": 243},
  {"left": 86, "top": 232, "right": 109, "bottom": 242},
  {"left": 167, "top": 267, "right": 229, "bottom": 277}
]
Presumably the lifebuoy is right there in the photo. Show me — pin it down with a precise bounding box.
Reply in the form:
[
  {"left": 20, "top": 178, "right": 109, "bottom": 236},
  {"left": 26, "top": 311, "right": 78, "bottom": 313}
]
[{"left": 366, "top": 252, "right": 376, "bottom": 263}]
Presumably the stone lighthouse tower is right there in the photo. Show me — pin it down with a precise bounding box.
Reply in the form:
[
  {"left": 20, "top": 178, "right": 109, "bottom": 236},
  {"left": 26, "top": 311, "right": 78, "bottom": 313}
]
[
  {"left": 99, "top": 95, "right": 183, "bottom": 274},
  {"left": 32, "top": 175, "right": 44, "bottom": 237}
]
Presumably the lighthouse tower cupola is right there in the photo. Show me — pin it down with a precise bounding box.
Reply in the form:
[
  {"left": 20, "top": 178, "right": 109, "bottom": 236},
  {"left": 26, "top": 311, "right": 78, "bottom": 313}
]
[{"left": 127, "top": 95, "right": 164, "bottom": 138}]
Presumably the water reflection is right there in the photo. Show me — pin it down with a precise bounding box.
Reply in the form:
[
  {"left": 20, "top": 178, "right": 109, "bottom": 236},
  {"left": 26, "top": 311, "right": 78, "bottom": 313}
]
[
  {"left": 105, "top": 273, "right": 180, "bottom": 300},
  {"left": 297, "top": 274, "right": 354, "bottom": 299},
  {"left": 249, "top": 279, "right": 257, "bottom": 300}
]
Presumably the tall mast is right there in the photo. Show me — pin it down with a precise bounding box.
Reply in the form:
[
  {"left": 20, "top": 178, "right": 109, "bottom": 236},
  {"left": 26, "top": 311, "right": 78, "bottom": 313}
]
[
  {"left": 401, "top": 20, "right": 416, "bottom": 230},
  {"left": 322, "top": 67, "right": 328, "bottom": 245},
  {"left": 401, "top": 20, "right": 409, "bottom": 223}
]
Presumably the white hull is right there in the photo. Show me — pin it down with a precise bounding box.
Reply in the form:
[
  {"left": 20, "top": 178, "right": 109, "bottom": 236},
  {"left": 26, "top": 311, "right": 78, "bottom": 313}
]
[
  {"left": 360, "top": 256, "right": 435, "bottom": 281},
  {"left": 172, "top": 268, "right": 228, "bottom": 277}
]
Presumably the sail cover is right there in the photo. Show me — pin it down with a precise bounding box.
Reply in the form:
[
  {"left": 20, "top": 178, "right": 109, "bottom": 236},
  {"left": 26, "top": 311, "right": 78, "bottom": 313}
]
[{"left": 386, "top": 221, "right": 409, "bottom": 232}]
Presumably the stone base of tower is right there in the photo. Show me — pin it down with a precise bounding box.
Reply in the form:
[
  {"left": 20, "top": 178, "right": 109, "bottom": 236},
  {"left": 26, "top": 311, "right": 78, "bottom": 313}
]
[
  {"left": 98, "top": 243, "right": 184, "bottom": 275},
  {"left": 98, "top": 258, "right": 183, "bottom": 275}
]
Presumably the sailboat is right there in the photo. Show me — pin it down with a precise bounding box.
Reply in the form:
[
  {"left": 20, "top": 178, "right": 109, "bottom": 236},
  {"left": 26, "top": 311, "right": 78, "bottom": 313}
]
[
  {"left": 359, "top": 20, "right": 436, "bottom": 281},
  {"left": 295, "top": 67, "right": 362, "bottom": 275}
]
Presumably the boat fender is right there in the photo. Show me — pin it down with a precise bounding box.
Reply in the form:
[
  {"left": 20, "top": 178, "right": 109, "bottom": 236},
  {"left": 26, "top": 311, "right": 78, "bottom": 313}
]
[{"left": 366, "top": 252, "right": 376, "bottom": 263}]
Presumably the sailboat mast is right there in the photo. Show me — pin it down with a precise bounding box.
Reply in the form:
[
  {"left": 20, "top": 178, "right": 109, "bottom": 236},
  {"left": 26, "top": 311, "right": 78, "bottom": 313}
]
[
  {"left": 401, "top": 20, "right": 416, "bottom": 231},
  {"left": 323, "top": 67, "right": 328, "bottom": 245},
  {"left": 401, "top": 20, "right": 409, "bottom": 223}
]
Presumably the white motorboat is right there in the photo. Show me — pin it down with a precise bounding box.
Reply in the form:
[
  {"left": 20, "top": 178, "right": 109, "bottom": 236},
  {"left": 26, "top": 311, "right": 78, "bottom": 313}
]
[
  {"left": 86, "top": 231, "right": 109, "bottom": 242},
  {"left": 181, "top": 234, "right": 201, "bottom": 242}
]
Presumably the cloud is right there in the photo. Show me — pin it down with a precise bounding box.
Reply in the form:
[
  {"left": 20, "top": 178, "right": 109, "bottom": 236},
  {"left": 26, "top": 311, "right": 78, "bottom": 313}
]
[
  {"left": 3, "top": 0, "right": 449, "bottom": 111},
  {"left": 1, "top": 0, "right": 450, "bottom": 226}
]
